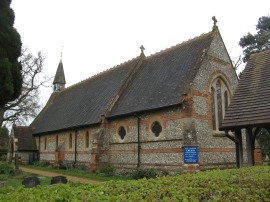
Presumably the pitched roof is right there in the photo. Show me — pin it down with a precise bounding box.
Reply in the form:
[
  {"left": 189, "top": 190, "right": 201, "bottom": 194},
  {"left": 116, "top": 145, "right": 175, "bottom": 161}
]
[
  {"left": 31, "top": 30, "right": 215, "bottom": 135},
  {"left": 13, "top": 126, "right": 37, "bottom": 151},
  {"left": 109, "top": 32, "right": 214, "bottom": 117},
  {"left": 31, "top": 56, "right": 142, "bottom": 134},
  {"left": 221, "top": 49, "right": 270, "bottom": 130},
  {"left": 53, "top": 60, "right": 66, "bottom": 84}
]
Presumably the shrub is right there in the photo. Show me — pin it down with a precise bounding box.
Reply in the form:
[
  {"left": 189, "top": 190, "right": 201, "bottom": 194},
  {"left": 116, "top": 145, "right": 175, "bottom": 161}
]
[
  {"left": 33, "top": 161, "right": 51, "bottom": 167},
  {"left": 75, "top": 164, "right": 88, "bottom": 171},
  {"left": 130, "top": 168, "right": 158, "bottom": 179},
  {"left": 0, "top": 162, "right": 13, "bottom": 174},
  {"left": 99, "top": 164, "right": 115, "bottom": 176},
  {"left": 0, "top": 155, "right": 7, "bottom": 161}
]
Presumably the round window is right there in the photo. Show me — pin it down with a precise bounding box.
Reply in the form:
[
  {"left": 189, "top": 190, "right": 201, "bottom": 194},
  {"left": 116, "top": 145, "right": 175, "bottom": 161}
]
[
  {"left": 118, "top": 126, "right": 126, "bottom": 140},
  {"left": 151, "top": 121, "right": 162, "bottom": 137}
]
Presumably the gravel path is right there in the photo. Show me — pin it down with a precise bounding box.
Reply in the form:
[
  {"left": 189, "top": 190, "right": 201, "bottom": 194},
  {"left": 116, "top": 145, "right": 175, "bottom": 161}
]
[{"left": 20, "top": 167, "right": 103, "bottom": 184}]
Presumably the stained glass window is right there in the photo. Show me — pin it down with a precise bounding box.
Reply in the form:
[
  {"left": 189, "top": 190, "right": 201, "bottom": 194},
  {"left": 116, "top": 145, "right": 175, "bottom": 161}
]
[
  {"left": 216, "top": 80, "right": 223, "bottom": 128},
  {"left": 69, "top": 133, "right": 72, "bottom": 149},
  {"left": 85, "top": 131, "right": 89, "bottom": 148},
  {"left": 224, "top": 91, "right": 228, "bottom": 111},
  {"left": 211, "top": 78, "right": 230, "bottom": 131},
  {"left": 211, "top": 88, "right": 216, "bottom": 130},
  {"left": 118, "top": 126, "right": 126, "bottom": 140},
  {"left": 44, "top": 137, "right": 47, "bottom": 150},
  {"left": 151, "top": 121, "right": 162, "bottom": 137},
  {"left": 56, "top": 135, "right": 58, "bottom": 149}
]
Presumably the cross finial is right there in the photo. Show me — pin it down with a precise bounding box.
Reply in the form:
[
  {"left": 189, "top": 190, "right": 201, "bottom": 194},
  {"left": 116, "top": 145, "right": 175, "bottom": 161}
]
[
  {"left": 140, "top": 45, "right": 145, "bottom": 54},
  {"left": 212, "top": 16, "right": 217, "bottom": 27}
]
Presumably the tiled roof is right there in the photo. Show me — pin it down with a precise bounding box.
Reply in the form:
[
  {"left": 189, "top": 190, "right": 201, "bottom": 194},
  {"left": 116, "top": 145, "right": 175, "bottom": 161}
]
[
  {"left": 31, "top": 31, "right": 215, "bottom": 135},
  {"left": 53, "top": 61, "right": 66, "bottom": 84},
  {"left": 13, "top": 126, "right": 37, "bottom": 151},
  {"left": 31, "top": 56, "right": 142, "bottom": 134},
  {"left": 109, "top": 32, "right": 214, "bottom": 117},
  {"left": 221, "top": 49, "right": 270, "bottom": 130}
]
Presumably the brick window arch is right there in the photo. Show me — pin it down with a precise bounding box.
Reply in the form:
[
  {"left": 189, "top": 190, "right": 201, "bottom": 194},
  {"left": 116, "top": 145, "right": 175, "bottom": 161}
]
[{"left": 211, "top": 78, "right": 231, "bottom": 131}]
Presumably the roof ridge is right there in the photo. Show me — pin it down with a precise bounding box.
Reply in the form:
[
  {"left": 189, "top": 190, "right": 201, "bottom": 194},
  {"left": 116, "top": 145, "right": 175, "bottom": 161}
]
[
  {"left": 250, "top": 48, "right": 270, "bottom": 58},
  {"left": 14, "top": 125, "right": 30, "bottom": 129},
  {"left": 62, "top": 55, "right": 141, "bottom": 92},
  {"left": 146, "top": 31, "right": 213, "bottom": 60}
]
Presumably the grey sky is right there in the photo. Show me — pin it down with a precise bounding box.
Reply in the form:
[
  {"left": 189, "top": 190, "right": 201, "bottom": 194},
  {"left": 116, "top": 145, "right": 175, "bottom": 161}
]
[{"left": 11, "top": 0, "right": 270, "bottom": 107}]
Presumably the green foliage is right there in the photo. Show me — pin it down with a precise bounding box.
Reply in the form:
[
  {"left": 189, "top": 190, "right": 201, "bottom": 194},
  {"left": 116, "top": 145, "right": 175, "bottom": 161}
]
[
  {"left": 130, "top": 168, "right": 159, "bottom": 179},
  {"left": 75, "top": 164, "right": 88, "bottom": 171},
  {"left": 0, "top": 166, "right": 269, "bottom": 201},
  {"left": 0, "top": 0, "right": 22, "bottom": 108},
  {"left": 0, "top": 126, "right": 9, "bottom": 150},
  {"left": 33, "top": 161, "right": 51, "bottom": 167},
  {"left": 99, "top": 164, "right": 115, "bottom": 176},
  {"left": 256, "top": 128, "right": 270, "bottom": 158},
  {"left": 0, "top": 162, "right": 13, "bottom": 174},
  {"left": 239, "top": 15, "right": 270, "bottom": 62}
]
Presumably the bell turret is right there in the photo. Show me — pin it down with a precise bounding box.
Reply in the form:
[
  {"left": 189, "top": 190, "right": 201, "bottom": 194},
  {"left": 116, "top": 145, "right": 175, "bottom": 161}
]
[{"left": 53, "top": 60, "right": 66, "bottom": 92}]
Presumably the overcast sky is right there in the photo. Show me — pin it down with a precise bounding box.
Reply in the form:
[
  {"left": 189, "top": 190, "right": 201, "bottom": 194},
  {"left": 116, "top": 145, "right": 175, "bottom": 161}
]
[{"left": 11, "top": 0, "right": 270, "bottom": 108}]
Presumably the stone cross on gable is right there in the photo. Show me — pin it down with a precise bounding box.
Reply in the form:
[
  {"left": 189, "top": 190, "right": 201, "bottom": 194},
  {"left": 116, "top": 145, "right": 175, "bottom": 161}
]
[
  {"left": 140, "top": 45, "right": 145, "bottom": 54},
  {"left": 212, "top": 16, "right": 217, "bottom": 27}
]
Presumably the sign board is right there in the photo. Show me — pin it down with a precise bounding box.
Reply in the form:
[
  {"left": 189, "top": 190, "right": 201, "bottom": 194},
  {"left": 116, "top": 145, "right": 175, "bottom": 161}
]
[{"left": 184, "top": 146, "right": 198, "bottom": 163}]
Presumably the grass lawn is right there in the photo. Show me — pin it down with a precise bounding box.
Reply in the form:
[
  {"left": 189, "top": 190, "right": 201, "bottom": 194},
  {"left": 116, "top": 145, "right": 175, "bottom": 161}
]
[
  {"left": 24, "top": 165, "right": 130, "bottom": 181},
  {"left": 0, "top": 172, "right": 51, "bottom": 188}
]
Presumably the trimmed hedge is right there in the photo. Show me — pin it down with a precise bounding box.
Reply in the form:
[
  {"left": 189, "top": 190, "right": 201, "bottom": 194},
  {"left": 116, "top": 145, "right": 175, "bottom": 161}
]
[{"left": 0, "top": 166, "right": 269, "bottom": 201}]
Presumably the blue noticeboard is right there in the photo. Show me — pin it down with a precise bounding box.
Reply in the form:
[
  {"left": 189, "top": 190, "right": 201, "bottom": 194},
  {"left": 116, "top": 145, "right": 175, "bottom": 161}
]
[{"left": 184, "top": 146, "right": 198, "bottom": 163}]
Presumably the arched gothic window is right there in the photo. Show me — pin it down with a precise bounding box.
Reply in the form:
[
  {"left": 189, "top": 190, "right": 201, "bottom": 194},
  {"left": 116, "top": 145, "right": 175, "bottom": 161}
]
[
  {"left": 44, "top": 137, "right": 47, "bottom": 150},
  {"left": 85, "top": 131, "right": 90, "bottom": 148},
  {"left": 55, "top": 135, "right": 58, "bottom": 149},
  {"left": 211, "top": 78, "right": 231, "bottom": 131},
  {"left": 69, "top": 133, "right": 72, "bottom": 149}
]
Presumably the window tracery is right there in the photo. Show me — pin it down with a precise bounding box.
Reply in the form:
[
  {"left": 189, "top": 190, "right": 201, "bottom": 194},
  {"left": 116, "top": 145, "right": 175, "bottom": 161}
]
[{"left": 211, "top": 78, "right": 230, "bottom": 131}]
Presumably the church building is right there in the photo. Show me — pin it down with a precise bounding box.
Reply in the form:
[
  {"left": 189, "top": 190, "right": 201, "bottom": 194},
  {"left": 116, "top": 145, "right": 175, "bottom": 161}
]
[{"left": 15, "top": 19, "right": 246, "bottom": 173}]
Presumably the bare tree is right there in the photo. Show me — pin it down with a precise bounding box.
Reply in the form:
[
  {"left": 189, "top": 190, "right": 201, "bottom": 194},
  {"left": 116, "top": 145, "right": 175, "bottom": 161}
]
[
  {"left": 0, "top": 48, "right": 51, "bottom": 126},
  {"left": 232, "top": 55, "right": 242, "bottom": 70}
]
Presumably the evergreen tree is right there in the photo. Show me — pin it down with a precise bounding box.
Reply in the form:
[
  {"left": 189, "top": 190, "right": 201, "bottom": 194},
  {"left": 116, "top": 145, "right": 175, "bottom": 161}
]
[
  {"left": 239, "top": 16, "right": 270, "bottom": 62},
  {"left": 256, "top": 129, "right": 270, "bottom": 159},
  {"left": 0, "top": 126, "right": 9, "bottom": 150},
  {"left": 0, "top": 0, "right": 22, "bottom": 108}
]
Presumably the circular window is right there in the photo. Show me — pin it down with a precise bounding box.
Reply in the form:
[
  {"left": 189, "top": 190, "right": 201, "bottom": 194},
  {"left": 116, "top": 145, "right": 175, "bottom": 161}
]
[
  {"left": 151, "top": 121, "right": 162, "bottom": 137},
  {"left": 118, "top": 126, "right": 126, "bottom": 140}
]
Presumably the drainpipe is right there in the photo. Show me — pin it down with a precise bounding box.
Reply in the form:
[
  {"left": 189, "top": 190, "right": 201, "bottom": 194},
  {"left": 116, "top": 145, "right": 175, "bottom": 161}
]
[
  {"left": 225, "top": 130, "right": 240, "bottom": 168},
  {"left": 134, "top": 115, "right": 141, "bottom": 168},
  {"left": 38, "top": 136, "right": 41, "bottom": 161},
  {"left": 74, "top": 130, "right": 78, "bottom": 167}
]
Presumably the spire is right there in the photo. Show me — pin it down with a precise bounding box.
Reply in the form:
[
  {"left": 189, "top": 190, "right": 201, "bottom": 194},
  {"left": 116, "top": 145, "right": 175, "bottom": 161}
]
[{"left": 53, "top": 60, "right": 66, "bottom": 92}]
